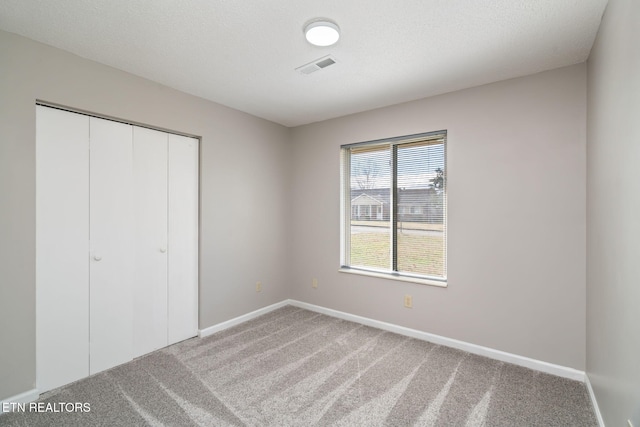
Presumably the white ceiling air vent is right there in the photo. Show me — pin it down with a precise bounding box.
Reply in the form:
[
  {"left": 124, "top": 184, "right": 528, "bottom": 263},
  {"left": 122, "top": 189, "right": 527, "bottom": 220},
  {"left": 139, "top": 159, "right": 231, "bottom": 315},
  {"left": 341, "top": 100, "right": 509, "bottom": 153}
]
[{"left": 295, "top": 55, "right": 337, "bottom": 75}]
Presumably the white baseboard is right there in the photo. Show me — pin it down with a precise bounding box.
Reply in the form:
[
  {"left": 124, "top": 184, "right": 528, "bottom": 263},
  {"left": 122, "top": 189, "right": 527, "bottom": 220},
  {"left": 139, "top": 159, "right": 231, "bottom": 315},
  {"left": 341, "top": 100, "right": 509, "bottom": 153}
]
[
  {"left": 288, "top": 299, "right": 586, "bottom": 382},
  {"left": 1, "top": 389, "right": 39, "bottom": 413},
  {"left": 197, "top": 298, "right": 585, "bottom": 382},
  {"left": 198, "top": 300, "right": 291, "bottom": 338},
  {"left": 585, "top": 374, "right": 605, "bottom": 426}
]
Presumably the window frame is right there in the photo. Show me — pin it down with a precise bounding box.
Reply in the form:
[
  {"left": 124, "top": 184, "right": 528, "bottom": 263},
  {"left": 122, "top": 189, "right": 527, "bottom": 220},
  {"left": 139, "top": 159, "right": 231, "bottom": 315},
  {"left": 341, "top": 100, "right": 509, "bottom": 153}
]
[{"left": 340, "top": 130, "right": 447, "bottom": 287}]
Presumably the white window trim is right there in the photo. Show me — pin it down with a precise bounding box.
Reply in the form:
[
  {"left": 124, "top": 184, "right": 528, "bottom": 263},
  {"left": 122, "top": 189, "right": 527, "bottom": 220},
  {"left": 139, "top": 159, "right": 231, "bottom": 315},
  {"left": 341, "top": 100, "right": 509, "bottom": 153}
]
[
  {"left": 338, "top": 267, "right": 447, "bottom": 287},
  {"left": 340, "top": 131, "right": 447, "bottom": 287}
]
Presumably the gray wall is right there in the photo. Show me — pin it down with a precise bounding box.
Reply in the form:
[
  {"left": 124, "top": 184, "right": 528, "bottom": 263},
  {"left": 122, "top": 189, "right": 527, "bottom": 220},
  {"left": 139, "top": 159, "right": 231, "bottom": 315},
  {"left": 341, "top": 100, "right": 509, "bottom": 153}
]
[
  {"left": 587, "top": 0, "right": 640, "bottom": 425},
  {"left": 290, "top": 64, "right": 587, "bottom": 370},
  {"left": 0, "top": 30, "right": 291, "bottom": 401}
]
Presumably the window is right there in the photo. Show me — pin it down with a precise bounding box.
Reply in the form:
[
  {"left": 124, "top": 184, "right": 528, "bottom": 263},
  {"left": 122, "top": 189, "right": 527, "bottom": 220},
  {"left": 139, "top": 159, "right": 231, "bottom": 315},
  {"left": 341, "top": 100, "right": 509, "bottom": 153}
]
[{"left": 340, "top": 131, "right": 447, "bottom": 285}]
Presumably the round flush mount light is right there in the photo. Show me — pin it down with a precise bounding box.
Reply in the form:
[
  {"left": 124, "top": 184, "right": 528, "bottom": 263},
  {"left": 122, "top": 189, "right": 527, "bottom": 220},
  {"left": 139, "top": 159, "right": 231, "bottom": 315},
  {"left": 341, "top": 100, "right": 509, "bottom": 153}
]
[{"left": 304, "top": 20, "right": 340, "bottom": 47}]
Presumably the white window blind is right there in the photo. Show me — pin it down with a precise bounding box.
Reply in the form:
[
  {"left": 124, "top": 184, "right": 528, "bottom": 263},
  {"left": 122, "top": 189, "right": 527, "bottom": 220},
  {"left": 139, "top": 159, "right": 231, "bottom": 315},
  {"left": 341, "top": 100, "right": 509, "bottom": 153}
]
[{"left": 341, "top": 131, "right": 447, "bottom": 283}]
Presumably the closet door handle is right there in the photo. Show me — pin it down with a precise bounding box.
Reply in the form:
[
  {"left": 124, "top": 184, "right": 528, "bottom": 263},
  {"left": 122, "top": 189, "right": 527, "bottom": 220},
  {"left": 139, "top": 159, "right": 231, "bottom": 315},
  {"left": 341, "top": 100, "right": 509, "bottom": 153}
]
[
  {"left": 93, "top": 255, "right": 102, "bottom": 261},
  {"left": 160, "top": 247, "right": 167, "bottom": 253}
]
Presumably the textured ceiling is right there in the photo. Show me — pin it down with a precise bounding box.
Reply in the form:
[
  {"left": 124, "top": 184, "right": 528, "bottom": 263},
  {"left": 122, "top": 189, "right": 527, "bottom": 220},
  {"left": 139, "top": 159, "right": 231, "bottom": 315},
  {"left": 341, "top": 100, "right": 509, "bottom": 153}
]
[{"left": 0, "top": 0, "right": 607, "bottom": 127}]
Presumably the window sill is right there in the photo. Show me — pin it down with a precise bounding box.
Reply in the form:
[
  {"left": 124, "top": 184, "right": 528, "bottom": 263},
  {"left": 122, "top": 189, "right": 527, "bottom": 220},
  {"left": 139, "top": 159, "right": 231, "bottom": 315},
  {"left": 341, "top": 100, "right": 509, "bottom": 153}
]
[{"left": 338, "top": 267, "right": 447, "bottom": 288}]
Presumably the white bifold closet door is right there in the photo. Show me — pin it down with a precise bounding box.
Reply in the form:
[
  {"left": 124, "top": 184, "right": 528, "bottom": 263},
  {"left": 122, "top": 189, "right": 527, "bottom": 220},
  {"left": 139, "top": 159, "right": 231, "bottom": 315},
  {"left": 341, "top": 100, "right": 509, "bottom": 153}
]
[
  {"left": 89, "top": 117, "right": 135, "bottom": 374},
  {"left": 133, "top": 127, "right": 168, "bottom": 358},
  {"left": 168, "top": 134, "right": 199, "bottom": 344},
  {"left": 36, "top": 105, "right": 198, "bottom": 393},
  {"left": 132, "top": 130, "right": 200, "bottom": 355},
  {"left": 36, "top": 106, "right": 90, "bottom": 393}
]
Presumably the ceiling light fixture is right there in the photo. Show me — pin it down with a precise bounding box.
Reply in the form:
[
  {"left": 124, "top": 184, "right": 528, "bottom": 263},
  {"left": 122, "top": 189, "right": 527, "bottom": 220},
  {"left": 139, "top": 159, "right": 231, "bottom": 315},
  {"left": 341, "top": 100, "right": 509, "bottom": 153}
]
[{"left": 304, "top": 20, "right": 340, "bottom": 47}]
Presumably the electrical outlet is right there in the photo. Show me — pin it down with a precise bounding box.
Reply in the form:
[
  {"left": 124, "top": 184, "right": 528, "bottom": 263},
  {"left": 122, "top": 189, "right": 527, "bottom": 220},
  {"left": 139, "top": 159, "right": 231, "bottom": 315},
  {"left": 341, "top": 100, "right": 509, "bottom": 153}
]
[
  {"left": 256, "top": 281, "right": 262, "bottom": 292},
  {"left": 312, "top": 278, "right": 318, "bottom": 289},
  {"left": 404, "top": 295, "right": 413, "bottom": 308}
]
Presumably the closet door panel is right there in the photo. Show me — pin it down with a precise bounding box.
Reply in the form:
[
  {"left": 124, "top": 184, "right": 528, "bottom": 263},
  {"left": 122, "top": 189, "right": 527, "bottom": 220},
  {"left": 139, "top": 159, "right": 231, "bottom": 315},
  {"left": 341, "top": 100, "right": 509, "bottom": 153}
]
[
  {"left": 133, "top": 127, "right": 168, "bottom": 358},
  {"left": 167, "top": 134, "right": 199, "bottom": 344},
  {"left": 89, "top": 117, "right": 134, "bottom": 374},
  {"left": 36, "top": 106, "right": 90, "bottom": 392}
]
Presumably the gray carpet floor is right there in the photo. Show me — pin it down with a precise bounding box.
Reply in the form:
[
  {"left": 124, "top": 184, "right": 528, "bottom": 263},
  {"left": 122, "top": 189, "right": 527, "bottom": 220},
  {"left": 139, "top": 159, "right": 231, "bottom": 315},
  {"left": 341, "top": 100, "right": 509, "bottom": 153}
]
[{"left": 1, "top": 305, "right": 597, "bottom": 426}]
